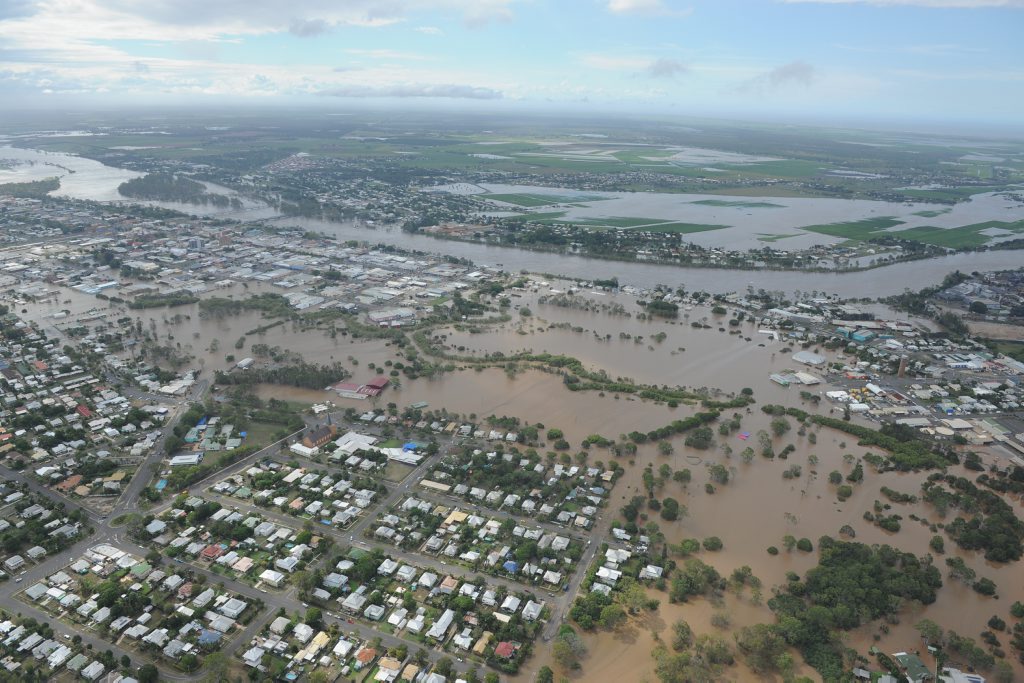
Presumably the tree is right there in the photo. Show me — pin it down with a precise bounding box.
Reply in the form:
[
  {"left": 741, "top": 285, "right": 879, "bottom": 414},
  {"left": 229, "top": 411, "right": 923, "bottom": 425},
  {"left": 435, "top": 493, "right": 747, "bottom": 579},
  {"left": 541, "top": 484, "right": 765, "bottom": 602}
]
[
  {"left": 619, "top": 581, "right": 648, "bottom": 614},
  {"left": 658, "top": 441, "right": 673, "bottom": 456},
  {"left": 599, "top": 603, "right": 626, "bottom": 630},
  {"left": 305, "top": 607, "right": 322, "bottom": 627},
  {"left": 708, "top": 464, "right": 729, "bottom": 485},
  {"left": 703, "top": 536, "right": 723, "bottom": 551},
  {"left": 434, "top": 657, "right": 454, "bottom": 678},
  {"left": 782, "top": 535, "right": 797, "bottom": 552},
  {"left": 553, "top": 627, "right": 587, "bottom": 669},
  {"left": 735, "top": 623, "right": 788, "bottom": 674},
  {"left": 915, "top": 618, "right": 944, "bottom": 645},
  {"left": 536, "top": 666, "right": 555, "bottom": 683},
  {"left": 771, "top": 417, "right": 791, "bottom": 437},
  {"left": 138, "top": 665, "right": 159, "bottom": 683},
  {"left": 946, "top": 556, "right": 976, "bottom": 584},
  {"left": 969, "top": 301, "right": 988, "bottom": 314},
  {"left": 671, "top": 619, "right": 693, "bottom": 651},
  {"left": 796, "top": 537, "right": 813, "bottom": 552},
  {"left": 203, "top": 652, "right": 229, "bottom": 682}
]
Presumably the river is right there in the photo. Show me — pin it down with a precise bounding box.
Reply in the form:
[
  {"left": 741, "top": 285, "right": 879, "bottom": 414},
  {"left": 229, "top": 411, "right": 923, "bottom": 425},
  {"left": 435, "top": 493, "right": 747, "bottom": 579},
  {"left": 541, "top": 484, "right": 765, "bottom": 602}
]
[{"left": 3, "top": 145, "right": 1023, "bottom": 298}]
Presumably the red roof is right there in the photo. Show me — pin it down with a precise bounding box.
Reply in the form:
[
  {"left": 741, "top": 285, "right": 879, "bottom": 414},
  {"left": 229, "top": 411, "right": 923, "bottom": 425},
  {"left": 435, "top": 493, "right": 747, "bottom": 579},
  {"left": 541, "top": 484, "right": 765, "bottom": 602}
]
[
  {"left": 76, "top": 404, "right": 93, "bottom": 418},
  {"left": 55, "top": 475, "right": 84, "bottom": 492},
  {"left": 494, "top": 642, "right": 516, "bottom": 659},
  {"left": 200, "top": 544, "right": 224, "bottom": 559},
  {"left": 365, "top": 376, "right": 390, "bottom": 389}
]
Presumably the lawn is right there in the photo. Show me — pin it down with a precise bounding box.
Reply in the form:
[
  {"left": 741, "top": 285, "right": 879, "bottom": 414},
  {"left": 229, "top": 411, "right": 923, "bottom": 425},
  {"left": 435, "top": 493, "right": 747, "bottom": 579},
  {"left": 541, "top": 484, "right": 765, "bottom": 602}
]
[{"left": 912, "top": 208, "right": 952, "bottom": 218}]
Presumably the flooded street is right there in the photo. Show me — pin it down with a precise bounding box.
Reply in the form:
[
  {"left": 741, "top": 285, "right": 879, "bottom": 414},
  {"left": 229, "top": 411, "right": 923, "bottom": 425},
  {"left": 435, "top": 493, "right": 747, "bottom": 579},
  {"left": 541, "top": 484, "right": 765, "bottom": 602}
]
[{"left": 5, "top": 146, "right": 1024, "bottom": 682}]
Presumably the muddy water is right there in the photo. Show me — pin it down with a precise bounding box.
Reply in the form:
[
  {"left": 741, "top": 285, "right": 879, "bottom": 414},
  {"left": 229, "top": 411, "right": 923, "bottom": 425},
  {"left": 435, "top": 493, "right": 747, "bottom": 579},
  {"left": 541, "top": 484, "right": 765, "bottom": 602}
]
[{"left": 11, "top": 145, "right": 1024, "bottom": 297}]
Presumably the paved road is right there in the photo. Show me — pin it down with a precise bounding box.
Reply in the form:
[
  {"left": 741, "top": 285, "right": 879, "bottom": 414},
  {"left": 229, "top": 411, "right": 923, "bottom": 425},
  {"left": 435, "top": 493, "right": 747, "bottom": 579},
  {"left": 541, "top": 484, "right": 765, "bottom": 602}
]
[{"left": 1, "top": 399, "right": 610, "bottom": 681}]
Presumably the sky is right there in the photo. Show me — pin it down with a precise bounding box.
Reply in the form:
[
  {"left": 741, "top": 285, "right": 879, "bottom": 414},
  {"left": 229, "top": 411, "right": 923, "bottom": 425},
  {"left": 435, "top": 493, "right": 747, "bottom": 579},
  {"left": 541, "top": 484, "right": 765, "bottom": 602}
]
[{"left": 0, "top": 0, "right": 1021, "bottom": 124}]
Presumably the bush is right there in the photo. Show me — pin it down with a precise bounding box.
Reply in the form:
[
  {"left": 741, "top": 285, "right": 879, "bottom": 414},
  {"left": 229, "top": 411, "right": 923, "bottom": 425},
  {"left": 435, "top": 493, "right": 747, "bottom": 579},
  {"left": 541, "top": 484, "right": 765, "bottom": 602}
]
[
  {"left": 703, "top": 537, "right": 723, "bottom": 551},
  {"left": 767, "top": 546, "right": 779, "bottom": 555},
  {"left": 796, "top": 538, "right": 813, "bottom": 552}
]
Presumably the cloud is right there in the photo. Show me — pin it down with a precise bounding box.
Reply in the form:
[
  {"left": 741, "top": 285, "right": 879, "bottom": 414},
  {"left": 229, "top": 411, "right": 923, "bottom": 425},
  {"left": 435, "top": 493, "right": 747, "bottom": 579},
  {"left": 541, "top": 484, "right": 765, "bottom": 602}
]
[
  {"left": 318, "top": 83, "right": 503, "bottom": 98},
  {"left": 646, "top": 58, "right": 687, "bottom": 78},
  {"left": 740, "top": 60, "right": 816, "bottom": 92},
  {"left": 345, "top": 48, "right": 432, "bottom": 61},
  {"left": 781, "top": 0, "right": 1023, "bottom": 7},
  {"left": 288, "top": 18, "right": 331, "bottom": 37},
  {"left": 414, "top": 25, "right": 443, "bottom": 34},
  {"left": 607, "top": 0, "right": 693, "bottom": 16}
]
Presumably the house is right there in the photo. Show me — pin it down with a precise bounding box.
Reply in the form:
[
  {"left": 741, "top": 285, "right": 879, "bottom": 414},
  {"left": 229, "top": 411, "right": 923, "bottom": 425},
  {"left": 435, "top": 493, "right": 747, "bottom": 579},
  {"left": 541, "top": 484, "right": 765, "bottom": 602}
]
[
  {"left": 80, "top": 660, "right": 105, "bottom": 681},
  {"left": 260, "top": 569, "right": 285, "bottom": 587},
  {"left": 3, "top": 556, "right": 24, "bottom": 571},
  {"left": 494, "top": 641, "right": 517, "bottom": 659},
  {"left": 426, "top": 609, "right": 454, "bottom": 640},
  {"left": 218, "top": 597, "right": 248, "bottom": 619},
  {"left": 522, "top": 600, "right": 543, "bottom": 621},
  {"left": 242, "top": 646, "right": 265, "bottom": 668}
]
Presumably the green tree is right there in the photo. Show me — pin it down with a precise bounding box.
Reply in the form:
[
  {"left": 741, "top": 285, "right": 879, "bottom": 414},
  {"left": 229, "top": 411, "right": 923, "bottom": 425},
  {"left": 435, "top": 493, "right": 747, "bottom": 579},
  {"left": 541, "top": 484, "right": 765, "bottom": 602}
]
[
  {"left": 138, "top": 665, "right": 159, "bottom": 683},
  {"left": 553, "top": 627, "right": 587, "bottom": 669},
  {"left": 671, "top": 619, "right": 693, "bottom": 651},
  {"left": 599, "top": 603, "right": 626, "bottom": 630},
  {"left": 536, "top": 666, "right": 555, "bottom": 683},
  {"left": 735, "top": 623, "right": 788, "bottom": 674}
]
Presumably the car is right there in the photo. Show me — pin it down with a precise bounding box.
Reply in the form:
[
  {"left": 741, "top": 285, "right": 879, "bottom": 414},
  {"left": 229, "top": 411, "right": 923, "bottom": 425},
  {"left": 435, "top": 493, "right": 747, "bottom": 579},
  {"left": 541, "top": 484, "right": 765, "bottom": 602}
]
[{"left": 14, "top": 577, "right": 22, "bottom": 583}]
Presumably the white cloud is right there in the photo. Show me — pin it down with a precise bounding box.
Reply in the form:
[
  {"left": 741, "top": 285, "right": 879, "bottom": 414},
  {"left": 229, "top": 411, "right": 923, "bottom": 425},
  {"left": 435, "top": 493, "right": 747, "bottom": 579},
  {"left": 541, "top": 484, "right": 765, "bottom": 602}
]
[
  {"left": 414, "top": 25, "right": 443, "bottom": 34},
  {"left": 782, "top": 0, "right": 1023, "bottom": 7},
  {"left": 318, "top": 83, "right": 503, "bottom": 98},
  {"left": 607, "top": 0, "right": 693, "bottom": 16}
]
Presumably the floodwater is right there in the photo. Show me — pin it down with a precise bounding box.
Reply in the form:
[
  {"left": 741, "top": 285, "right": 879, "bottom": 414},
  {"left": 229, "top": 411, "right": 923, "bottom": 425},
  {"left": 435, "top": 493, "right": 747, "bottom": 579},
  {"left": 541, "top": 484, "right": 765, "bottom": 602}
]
[
  {"left": 6, "top": 146, "right": 1024, "bottom": 298},
  {"left": 0, "top": 145, "right": 141, "bottom": 201},
  {"left": 20, "top": 268, "right": 1023, "bottom": 681},
  {"left": 436, "top": 182, "right": 1024, "bottom": 250}
]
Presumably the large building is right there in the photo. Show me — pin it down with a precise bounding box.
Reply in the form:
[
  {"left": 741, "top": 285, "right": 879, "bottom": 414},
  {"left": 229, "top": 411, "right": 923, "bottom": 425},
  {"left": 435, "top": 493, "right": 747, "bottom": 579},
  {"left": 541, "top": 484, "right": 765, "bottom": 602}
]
[{"left": 302, "top": 423, "right": 337, "bottom": 449}]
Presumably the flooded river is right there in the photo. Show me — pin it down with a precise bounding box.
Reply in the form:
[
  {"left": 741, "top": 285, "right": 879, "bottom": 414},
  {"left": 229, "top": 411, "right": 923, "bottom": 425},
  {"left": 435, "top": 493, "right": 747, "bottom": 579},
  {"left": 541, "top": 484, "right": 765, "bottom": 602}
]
[{"left": 3, "top": 145, "right": 1024, "bottom": 298}]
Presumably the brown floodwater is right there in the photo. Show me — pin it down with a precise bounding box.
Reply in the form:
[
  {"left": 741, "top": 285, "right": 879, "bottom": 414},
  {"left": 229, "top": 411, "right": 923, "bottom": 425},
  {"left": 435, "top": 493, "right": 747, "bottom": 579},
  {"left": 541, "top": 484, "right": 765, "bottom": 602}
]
[{"left": 20, "top": 271, "right": 1024, "bottom": 682}]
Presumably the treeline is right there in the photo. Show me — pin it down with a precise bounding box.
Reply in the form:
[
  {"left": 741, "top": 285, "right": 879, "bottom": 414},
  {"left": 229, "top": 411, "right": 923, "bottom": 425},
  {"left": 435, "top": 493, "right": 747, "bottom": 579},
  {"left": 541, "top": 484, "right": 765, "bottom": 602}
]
[
  {"left": 118, "top": 173, "right": 241, "bottom": 208},
  {"left": 768, "top": 536, "right": 942, "bottom": 680},
  {"left": 127, "top": 293, "right": 200, "bottom": 309},
  {"left": 627, "top": 411, "right": 720, "bottom": 444},
  {"left": 215, "top": 361, "right": 348, "bottom": 389},
  {"left": 810, "top": 416, "right": 954, "bottom": 471},
  {"left": 922, "top": 473, "right": 1024, "bottom": 562},
  {"left": 198, "top": 293, "right": 294, "bottom": 319},
  {"left": 0, "top": 177, "right": 60, "bottom": 198}
]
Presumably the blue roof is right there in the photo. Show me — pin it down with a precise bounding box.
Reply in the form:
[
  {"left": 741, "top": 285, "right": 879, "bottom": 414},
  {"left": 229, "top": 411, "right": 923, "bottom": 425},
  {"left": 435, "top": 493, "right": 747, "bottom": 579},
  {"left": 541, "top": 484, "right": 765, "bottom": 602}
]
[
  {"left": 503, "top": 561, "right": 518, "bottom": 572},
  {"left": 198, "top": 629, "right": 222, "bottom": 645},
  {"left": 403, "top": 442, "right": 418, "bottom": 451}
]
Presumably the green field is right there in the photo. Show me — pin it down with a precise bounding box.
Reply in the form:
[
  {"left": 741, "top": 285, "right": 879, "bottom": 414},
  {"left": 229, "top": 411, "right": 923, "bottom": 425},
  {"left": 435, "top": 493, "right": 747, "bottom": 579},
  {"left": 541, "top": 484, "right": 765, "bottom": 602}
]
[
  {"left": 799, "top": 217, "right": 905, "bottom": 240},
  {"left": 483, "top": 193, "right": 560, "bottom": 207},
  {"left": 691, "top": 199, "right": 784, "bottom": 208},
  {"left": 757, "top": 233, "right": 803, "bottom": 242},
  {"left": 892, "top": 220, "right": 1024, "bottom": 249},
  {"left": 639, "top": 222, "right": 731, "bottom": 234},
  {"left": 912, "top": 208, "right": 952, "bottom": 218}
]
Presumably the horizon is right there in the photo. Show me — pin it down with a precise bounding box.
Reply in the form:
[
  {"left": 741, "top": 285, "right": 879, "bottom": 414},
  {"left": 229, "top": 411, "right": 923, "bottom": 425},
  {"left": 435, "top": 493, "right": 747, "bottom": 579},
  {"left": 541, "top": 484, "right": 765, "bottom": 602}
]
[{"left": 1, "top": 0, "right": 1022, "bottom": 128}]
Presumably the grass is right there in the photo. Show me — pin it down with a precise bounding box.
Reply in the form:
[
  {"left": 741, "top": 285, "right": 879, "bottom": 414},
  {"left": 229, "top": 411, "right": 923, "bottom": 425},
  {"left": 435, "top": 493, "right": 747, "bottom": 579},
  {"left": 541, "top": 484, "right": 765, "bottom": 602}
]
[
  {"left": 799, "top": 217, "right": 904, "bottom": 240},
  {"left": 383, "top": 461, "right": 416, "bottom": 483},
  {"left": 483, "top": 193, "right": 561, "bottom": 207},
  {"left": 891, "top": 220, "right": 1024, "bottom": 249},
  {"left": 691, "top": 199, "right": 784, "bottom": 208},
  {"left": 718, "top": 159, "right": 824, "bottom": 179},
  {"left": 640, "top": 222, "right": 731, "bottom": 234},
  {"left": 757, "top": 233, "right": 803, "bottom": 242},
  {"left": 501, "top": 211, "right": 566, "bottom": 223},
  {"left": 912, "top": 208, "right": 952, "bottom": 218}
]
